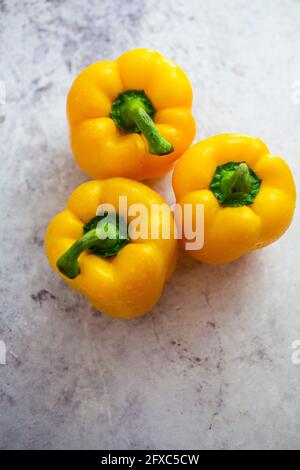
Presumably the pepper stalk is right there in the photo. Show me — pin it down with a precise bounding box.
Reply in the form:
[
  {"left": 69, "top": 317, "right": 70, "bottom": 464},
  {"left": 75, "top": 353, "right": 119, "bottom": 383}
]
[
  {"left": 110, "top": 90, "right": 174, "bottom": 156},
  {"left": 57, "top": 215, "right": 129, "bottom": 279}
]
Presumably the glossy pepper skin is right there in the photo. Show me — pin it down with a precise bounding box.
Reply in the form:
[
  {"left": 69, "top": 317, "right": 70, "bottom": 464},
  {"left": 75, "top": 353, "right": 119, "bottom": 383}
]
[
  {"left": 67, "top": 48, "right": 196, "bottom": 181},
  {"left": 173, "top": 134, "right": 296, "bottom": 264},
  {"left": 45, "top": 178, "right": 177, "bottom": 319}
]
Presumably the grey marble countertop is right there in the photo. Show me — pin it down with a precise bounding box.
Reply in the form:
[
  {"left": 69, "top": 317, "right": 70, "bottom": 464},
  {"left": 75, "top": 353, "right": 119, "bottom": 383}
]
[{"left": 0, "top": 0, "right": 300, "bottom": 450}]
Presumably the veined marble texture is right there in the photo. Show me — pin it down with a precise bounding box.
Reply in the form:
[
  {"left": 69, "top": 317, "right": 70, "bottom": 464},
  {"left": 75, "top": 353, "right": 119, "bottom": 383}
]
[{"left": 0, "top": 0, "right": 300, "bottom": 450}]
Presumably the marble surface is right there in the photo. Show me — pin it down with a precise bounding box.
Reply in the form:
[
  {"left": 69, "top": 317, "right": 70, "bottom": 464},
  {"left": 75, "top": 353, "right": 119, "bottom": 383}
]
[{"left": 0, "top": 0, "right": 300, "bottom": 450}]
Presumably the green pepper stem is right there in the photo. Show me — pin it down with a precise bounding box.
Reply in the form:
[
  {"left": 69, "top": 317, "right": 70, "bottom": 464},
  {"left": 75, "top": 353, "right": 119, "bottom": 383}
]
[
  {"left": 111, "top": 90, "right": 174, "bottom": 156},
  {"left": 57, "top": 215, "right": 129, "bottom": 279},
  {"left": 127, "top": 104, "right": 173, "bottom": 155},
  {"left": 57, "top": 229, "right": 99, "bottom": 279},
  {"left": 223, "top": 162, "right": 251, "bottom": 198},
  {"left": 210, "top": 161, "right": 261, "bottom": 207}
]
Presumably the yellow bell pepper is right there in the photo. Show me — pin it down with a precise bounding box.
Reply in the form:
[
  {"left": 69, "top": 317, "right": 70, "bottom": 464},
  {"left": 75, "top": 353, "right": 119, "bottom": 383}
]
[
  {"left": 67, "top": 48, "right": 196, "bottom": 181},
  {"left": 172, "top": 134, "right": 296, "bottom": 264},
  {"left": 45, "top": 178, "right": 177, "bottom": 319}
]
